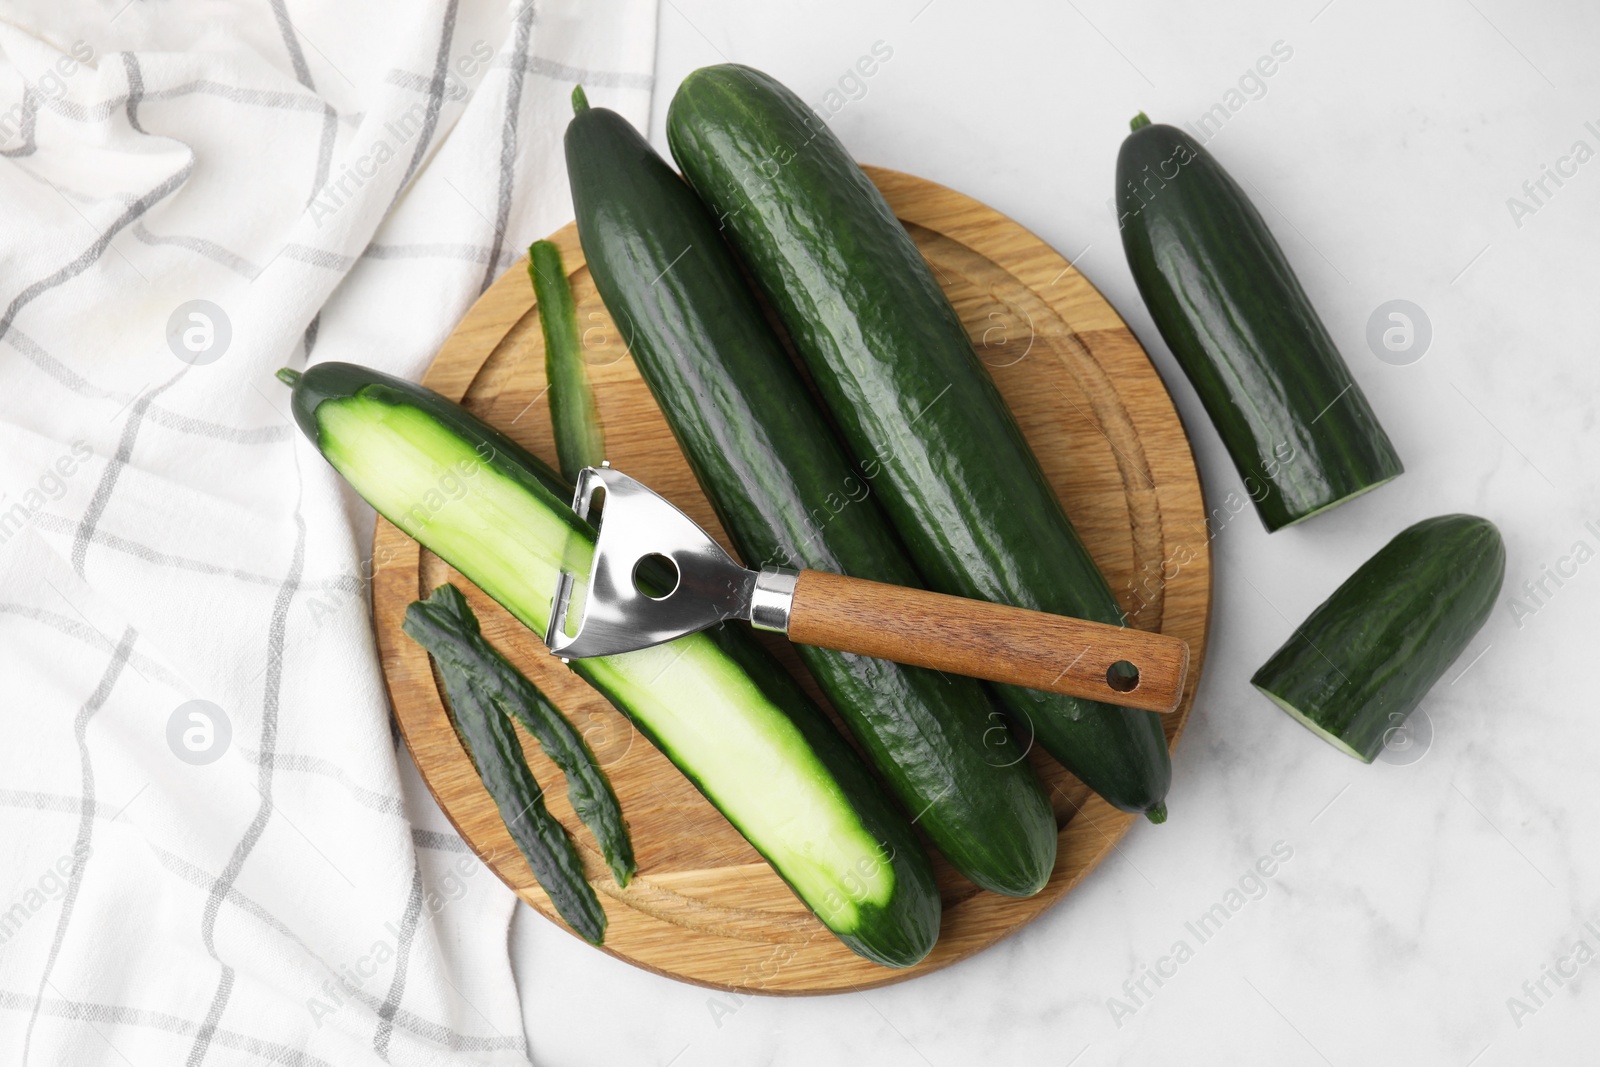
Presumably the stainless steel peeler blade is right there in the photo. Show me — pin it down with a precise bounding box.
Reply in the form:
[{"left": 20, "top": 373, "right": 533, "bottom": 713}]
[{"left": 543, "top": 466, "right": 797, "bottom": 659}]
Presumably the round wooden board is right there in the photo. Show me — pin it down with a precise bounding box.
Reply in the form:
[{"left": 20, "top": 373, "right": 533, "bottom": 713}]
[{"left": 372, "top": 167, "right": 1211, "bottom": 994}]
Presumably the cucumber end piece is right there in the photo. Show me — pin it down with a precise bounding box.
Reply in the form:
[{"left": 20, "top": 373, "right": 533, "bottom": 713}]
[
  {"left": 1130, "top": 112, "right": 1153, "bottom": 131},
  {"left": 1253, "top": 684, "right": 1375, "bottom": 763},
  {"left": 1144, "top": 802, "right": 1167, "bottom": 824},
  {"left": 275, "top": 367, "right": 303, "bottom": 387},
  {"left": 571, "top": 84, "right": 590, "bottom": 114}
]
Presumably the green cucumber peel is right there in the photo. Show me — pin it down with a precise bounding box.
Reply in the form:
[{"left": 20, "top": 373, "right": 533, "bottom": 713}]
[
  {"left": 404, "top": 583, "right": 635, "bottom": 886},
  {"left": 404, "top": 598, "right": 608, "bottom": 943},
  {"left": 528, "top": 239, "right": 605, "bottom": 482}
]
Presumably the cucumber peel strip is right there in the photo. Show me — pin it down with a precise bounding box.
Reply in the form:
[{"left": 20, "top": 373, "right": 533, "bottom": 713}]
[{"left": 405, "top": 583, "right": 636, "bottom": 885}]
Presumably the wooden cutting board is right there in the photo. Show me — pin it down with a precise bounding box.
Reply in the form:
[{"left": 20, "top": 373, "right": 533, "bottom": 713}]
[{"left": 371, "top": 167, "right": 1211, "bottom": 994}]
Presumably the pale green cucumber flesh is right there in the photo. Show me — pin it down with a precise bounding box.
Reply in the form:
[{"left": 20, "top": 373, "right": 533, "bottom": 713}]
[{"left": 1253, "top": 685, "right": 1372, "bottom": 762}]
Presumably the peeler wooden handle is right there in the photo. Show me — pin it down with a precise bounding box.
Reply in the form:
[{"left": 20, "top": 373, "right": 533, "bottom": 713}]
[{"left": 781, "top": 570, "right": 1189, "bottom": 713}]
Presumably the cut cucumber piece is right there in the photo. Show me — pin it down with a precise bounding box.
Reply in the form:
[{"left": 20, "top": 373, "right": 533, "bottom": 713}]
[
  {"left": 1116, "top": 115, "right": 1404, "bottom": 532},
  {"left": 1251, "top": 514, "right": 1504, "bottom": 762}
]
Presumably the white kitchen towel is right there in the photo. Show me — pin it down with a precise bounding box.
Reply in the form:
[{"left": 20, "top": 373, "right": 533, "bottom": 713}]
[{"left": 0, "top": 1, "right": 657, "bottom": 1063}]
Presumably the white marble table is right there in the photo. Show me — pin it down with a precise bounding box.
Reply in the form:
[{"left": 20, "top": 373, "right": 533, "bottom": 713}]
[{"left": 511, "top": 2, "right": 1600, "bottom": 1062}]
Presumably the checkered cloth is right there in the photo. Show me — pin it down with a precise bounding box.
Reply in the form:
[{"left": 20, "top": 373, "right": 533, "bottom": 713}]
[{"left": 0, "top": 1, "right": 656, "bottom": 1062}]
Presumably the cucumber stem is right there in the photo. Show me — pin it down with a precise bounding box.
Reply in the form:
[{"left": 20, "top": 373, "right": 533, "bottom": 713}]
[
  {"left": 572, "top": 84, "right": 589, "bottom": 114},
  {"left": 1130, "top": 112, "right": 1152, "bottom": 131},
  {"left": 1145, "top": 802, "right": 1167, "bottom": 824},
  {"left": 275, "top": 367, "right": 303, "bottom": 387}
]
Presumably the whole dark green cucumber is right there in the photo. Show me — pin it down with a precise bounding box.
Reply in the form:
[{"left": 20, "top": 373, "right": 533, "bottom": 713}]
[
  {"left": 566, "top": 93, "right": 1058, "bottom": 895},
  {"left": 667, "top": 64, "right": 1171, "bottom": 820},
  {"left": 404, "top": 588, "right": 607, "bottom": 943},
  {"left": 279, "top": 362, "right": 939, "bottom": 967},
  {"left": 1252, "top": 514, "right": 1503, "bottom": 762},
  {"left": 1116, "top": 113, "right": 1403, "bottom": 531}
]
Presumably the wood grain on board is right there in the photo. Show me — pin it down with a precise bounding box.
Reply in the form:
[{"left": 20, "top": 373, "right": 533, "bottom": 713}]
[{"left": 371, "top": 167, "right": 1212, "bottom": 994}]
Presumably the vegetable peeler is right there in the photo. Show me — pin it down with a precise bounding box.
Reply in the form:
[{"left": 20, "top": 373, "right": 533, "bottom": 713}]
[{"left": 545, "top": 466, "right": 1189, "bottom": 714}]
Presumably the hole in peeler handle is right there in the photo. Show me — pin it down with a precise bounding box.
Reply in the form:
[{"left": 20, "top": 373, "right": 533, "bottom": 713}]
[
  {"left": 634, "top": 553, "right": 680, "bottom": 600},
  {"left": 1106, "top": 660, "right": 1140, "bottom": 693}
]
